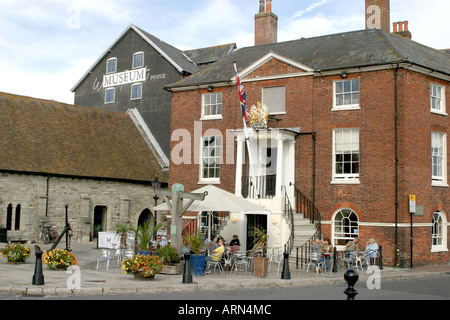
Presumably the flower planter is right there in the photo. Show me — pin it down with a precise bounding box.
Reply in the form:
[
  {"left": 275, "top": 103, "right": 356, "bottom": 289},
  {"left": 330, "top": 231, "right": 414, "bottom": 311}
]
[
  {"left": 160, "top": 264, "right": 181, "bottom": 275},
  {"left": 134, "top": 273, "right": 155, "bottom": 281},
  {"left": 190, "top": 255, "right": 206, "bottom": 276},
  {"left": 254, "top": 257, "right": 269, "bottom": 277}
]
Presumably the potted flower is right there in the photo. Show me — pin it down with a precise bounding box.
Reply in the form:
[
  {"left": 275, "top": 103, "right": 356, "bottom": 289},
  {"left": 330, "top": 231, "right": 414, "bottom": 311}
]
[
  {"left": 42, "top": 248, "right": 78, "bottom": 270},
  {"left": 157, "top": 245, "right": 181, "bottom": 275},
  {"left": 1, "top": 243, "right": 31, "bottom": 263},
  {"left": 250, "top": 228, "right": 269, "bottom": 277},
  {"left": 121, "top": 254, "right": 164, "bottom": 280},
  {"left": 184, "top": 231, "right": 206, "bottom": 276}
]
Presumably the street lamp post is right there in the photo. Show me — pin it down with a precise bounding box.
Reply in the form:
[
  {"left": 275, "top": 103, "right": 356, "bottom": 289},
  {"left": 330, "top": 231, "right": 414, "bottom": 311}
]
[{"left": 151, "top": 176, "right": 161, "bottom": 227}]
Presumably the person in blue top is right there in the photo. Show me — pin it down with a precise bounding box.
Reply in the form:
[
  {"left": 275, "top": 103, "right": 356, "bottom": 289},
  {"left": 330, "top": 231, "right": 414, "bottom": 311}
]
[{"left": 365, "top": 237, "right": 379, "bottom": 265}]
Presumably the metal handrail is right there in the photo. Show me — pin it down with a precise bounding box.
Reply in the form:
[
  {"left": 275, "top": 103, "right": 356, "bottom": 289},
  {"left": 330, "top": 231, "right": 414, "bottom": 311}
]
[
  {"left": 291, "top": 184, "right": 322, "bottom": 269},
  {"left": 241, "top": 175, "right": 276, "bottom": 199},
  {"left": 282, "top": 186, "right": 294, "bottom": 253},
  {"left": 181, "top": 219, "right": 197, "bottom": 239}
]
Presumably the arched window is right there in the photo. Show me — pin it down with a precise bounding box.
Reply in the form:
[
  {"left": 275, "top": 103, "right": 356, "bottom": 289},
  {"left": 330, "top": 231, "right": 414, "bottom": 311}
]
[
  {"left": 332, "top": 208, "right": 359, "bottom": 248},
  {"left": 431, "top": 210, "right": 448, "bottom": 252}
]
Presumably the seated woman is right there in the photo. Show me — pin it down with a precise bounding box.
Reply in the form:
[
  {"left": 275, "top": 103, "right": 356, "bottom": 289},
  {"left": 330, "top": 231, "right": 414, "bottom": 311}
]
[{"left": 364, "top": 237, "right": 379, "bottom": 265}]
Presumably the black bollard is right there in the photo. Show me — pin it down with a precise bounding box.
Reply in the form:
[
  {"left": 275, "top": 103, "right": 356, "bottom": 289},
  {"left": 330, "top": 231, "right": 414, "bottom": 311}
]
[
  {"left": 182, "top": 253, "right": 193, "bottom": 284},
  {"left": 332, "top": 246, "right": 338, "bottom": 272},
  {"left": 378, "top": 245, "right": 383, "bottom": 270},
  {"left": 32, "top": 245, "right": 44, "bottom": 286},
  {"left": 281, "top": 250, "right": 291, "bottom": 280},
  {"left": 344, "top": 269, "right": 359, "bottom": 300}
]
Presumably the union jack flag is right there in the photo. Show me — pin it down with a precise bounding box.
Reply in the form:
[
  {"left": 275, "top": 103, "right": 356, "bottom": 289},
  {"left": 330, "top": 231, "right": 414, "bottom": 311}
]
[{"left": 233, "top": 62, "right": 249, "bottom": 123}]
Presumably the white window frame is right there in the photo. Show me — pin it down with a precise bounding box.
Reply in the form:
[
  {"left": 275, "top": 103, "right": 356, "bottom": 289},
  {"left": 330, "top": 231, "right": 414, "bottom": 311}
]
[
  {"left": 430, "top": 83, "right": 446, "bottom": 115},
  {"left": 106, "top": 58, "right": 117, "bottom": 74},
  {"left": 262, "top": 86, "right": 286, "bottom": 114},
  {"left": 132, "top": 52, "right": 144, "bottom": 69},
  {"left": 199, "top": 135, "right": 222, "bottom": 183},
  {"left": 431, "top": 210, "right": 448, "bottom": 252},
  {"left": 104, "top": 87, "right": 115, "bottom": 104},
  {"left": 333, "top": 79, "right": 360, "bottom": 111},
  {"left": 201, "top": 92, "right": 222, "bottom": 120},
  {"left": 332, "top": 208, "right": 359, "bottom": 249},
  {"left": 332, "top": 128, "right": 360, "bottom": 184},
  {"left": 431, "top": 131, "right": 448, "bottom": 187},
  {"left": 131, "top": 83, "right": 143, "bottom": 100}
]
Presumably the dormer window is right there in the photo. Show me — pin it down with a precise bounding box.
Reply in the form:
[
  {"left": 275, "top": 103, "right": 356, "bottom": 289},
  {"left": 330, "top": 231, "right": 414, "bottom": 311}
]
[{"left": 133, "top": 52, "right": 144, "bottom": 69}]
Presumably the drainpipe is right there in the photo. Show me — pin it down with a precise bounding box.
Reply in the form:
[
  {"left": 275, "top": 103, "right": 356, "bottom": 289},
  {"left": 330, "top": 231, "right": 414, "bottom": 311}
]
[
  {"left": 394, "top": 65, "right": 400, "bottom": 267},
  {"left": 45, "top": 175, "right": 50, "bottom": 218}
]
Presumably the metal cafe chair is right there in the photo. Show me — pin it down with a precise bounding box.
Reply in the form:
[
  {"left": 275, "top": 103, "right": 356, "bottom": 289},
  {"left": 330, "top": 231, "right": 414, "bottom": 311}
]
[
  {"left": 96, "top": 249, "right": 115, "bottom": 271},
  {"left": 306, "top": 252, "right": 324, "bottom": 273}
]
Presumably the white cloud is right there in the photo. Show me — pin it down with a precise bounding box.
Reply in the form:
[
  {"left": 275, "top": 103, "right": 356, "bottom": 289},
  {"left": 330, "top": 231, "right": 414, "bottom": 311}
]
[
  {"left": 291, "top": 0, "right": 332, "bottom": 19},
  {"left": 0, "top": 0, "right": 448, "bottom": 105}
]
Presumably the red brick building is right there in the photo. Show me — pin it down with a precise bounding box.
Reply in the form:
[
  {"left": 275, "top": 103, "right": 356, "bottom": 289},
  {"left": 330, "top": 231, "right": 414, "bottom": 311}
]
[{"left": 165, "top": 1, "right": 449, "bottom": 267}]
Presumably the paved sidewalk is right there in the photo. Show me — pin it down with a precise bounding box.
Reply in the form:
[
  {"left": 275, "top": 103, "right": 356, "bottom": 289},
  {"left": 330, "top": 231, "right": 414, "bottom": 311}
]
[{"left": 1, "top": 242, "right": 448, "bottom": 297}]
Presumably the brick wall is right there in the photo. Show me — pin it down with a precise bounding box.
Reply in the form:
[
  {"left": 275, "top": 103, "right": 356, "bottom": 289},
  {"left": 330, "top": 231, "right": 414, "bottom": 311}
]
[{"left": 169, "top": 60, "right": 449, "bottom": 266}]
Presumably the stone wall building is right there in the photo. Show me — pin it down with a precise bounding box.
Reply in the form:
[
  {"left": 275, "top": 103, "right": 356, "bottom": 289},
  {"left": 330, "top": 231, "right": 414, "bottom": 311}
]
[{"left": 0, "top": 92, "right": 167, "bottom": 243}]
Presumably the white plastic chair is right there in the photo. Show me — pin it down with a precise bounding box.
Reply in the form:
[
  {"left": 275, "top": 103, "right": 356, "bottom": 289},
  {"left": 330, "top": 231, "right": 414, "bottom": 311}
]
[
  {"left": 96, "top": 249, "right": 114, "bottom": 270},
  {"left": 306, "top": 253, "right": 324, "bottom": 273}
]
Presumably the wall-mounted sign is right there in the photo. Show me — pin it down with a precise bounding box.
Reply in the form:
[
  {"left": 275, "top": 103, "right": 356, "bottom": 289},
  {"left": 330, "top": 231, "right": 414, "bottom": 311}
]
[
  {"left": 103, "top": 68, "right": 147, "bottom": 88},
  {"left": 409, "top": 194, "right": 416, "bottom": 213}
]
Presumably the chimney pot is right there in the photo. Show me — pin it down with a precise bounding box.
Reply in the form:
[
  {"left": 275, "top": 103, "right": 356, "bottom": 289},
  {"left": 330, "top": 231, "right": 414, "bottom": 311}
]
[
  {"left": 267, "top": 0, "right": 272, "bottom": 12},
  {"left": 404, "top": 21, "right": 409, "bottom": 31},
  {"left": 393, "top": 22, "right": 398, "bottom": 32},
  {"left": 259, "top": 0, "right": 265, "bottom": 13},
  {"left": 255, "top": 0, "right": 278, "bottom": 46}
]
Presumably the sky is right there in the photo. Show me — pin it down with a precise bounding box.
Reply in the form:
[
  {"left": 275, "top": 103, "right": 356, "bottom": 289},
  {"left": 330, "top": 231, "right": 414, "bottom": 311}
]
[{"left": 0, "top": 0, "right": 449, "bottom": 104}]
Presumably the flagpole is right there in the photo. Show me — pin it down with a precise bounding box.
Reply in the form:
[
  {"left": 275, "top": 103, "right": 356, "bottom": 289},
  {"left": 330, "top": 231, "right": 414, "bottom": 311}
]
[{"left": 233, "top": 62, "right": 254, "bottom": 190}]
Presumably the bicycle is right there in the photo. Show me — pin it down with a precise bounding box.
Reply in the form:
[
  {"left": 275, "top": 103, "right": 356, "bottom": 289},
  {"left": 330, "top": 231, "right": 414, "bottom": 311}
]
[{"left": 39, "top": 225, "right": 59, "bottom": 244}]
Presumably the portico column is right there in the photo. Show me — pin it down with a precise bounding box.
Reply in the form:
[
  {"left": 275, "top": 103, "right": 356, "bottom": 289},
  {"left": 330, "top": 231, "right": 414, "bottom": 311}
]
[
  {"left": 235, "top": 135, "right": 245, "bottom": 196},
  {"left": 276, "top": 137, "right": 283, "bottom": 197}
]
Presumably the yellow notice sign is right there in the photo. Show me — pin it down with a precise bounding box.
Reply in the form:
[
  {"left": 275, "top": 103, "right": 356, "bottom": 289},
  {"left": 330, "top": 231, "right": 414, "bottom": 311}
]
[{"left": 409, "top": 195, "right": 416, "bottom": 213}]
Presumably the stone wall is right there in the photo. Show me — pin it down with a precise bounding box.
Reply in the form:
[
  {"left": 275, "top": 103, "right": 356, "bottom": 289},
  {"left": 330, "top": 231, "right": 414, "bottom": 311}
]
[{"left": 0, "top": 172, "right": 162, "bottom": 243}]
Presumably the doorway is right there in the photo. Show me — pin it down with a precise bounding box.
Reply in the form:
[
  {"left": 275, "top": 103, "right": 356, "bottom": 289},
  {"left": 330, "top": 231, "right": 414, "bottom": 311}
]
[
  {"left": 246, "top": 214, "right": 267, "bottom": 251},
  {"left": 138, "top": 209, "right": 153, "bottom": 227},
  {"left": 93, "top": 206, "right": 107, "bottom": 237}
]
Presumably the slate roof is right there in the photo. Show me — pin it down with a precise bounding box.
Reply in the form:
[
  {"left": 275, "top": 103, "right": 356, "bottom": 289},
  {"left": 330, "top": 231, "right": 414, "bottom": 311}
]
[
  {"left": 72, "top": 24, "right": 235, "bottom": 92},
  {"left": 183, "top": 43, "right": 237, "bottom": 67},
  {"left": 166, "top": 29, "right": 450, "bottom": 89},
  {"left": 0, "top": 92, "right": 168, "bottom": 182}
]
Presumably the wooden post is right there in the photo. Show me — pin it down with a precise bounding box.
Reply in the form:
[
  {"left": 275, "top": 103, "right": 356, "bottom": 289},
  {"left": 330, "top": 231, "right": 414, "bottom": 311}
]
[{"left": 155, "top": 184, "right": 206, "bottom": 250}]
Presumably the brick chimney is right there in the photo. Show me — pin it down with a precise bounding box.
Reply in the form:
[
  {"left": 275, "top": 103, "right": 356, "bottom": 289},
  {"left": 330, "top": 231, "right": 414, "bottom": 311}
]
[
  {"left": 393, "top": 21, "right": 412, "bottom": 40},
  {"left": 255, "top": 0, "right": 278, "bottom": 46},
  {"left": 365, "top": 0, "right": 390, "bottom": 32}
]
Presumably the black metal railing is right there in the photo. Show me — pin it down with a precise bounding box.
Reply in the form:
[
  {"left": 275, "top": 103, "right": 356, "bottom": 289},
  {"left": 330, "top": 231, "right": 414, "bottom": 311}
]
[
  {"left": 291, "top": 184, "right": 322, "bottom": 269},
  {"left": 241, "top": 175, "right": 276, "bottom": 199},
  {"left": 282, "top": 186, "right": 295, "bottom": 254}
]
